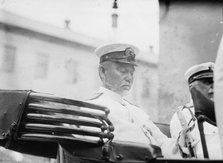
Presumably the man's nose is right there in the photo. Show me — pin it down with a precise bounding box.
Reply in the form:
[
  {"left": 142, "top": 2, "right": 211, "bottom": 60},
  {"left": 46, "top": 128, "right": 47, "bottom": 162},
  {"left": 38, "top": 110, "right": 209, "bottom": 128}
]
[
  {"left": 208, "top": 85, "right": 214, "bottom": 94},
  {"left": 125, "top": 73, "right": 133, "bottom": 82}
]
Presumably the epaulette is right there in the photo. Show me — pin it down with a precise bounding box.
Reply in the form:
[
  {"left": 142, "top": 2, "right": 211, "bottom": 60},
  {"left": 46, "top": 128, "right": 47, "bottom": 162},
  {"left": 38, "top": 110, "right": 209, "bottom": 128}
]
[
  {"left": 86, "top": 92, "right": 103, "bottom": 101},
  {"left": 178, "top": 103, "right": 196, "bottom": 123},
  {"left": 184, "top": 102, "right": 193, "bottom": 109},
  {"left": 123, "top": 99, "right": 139, "bottom": 108}
]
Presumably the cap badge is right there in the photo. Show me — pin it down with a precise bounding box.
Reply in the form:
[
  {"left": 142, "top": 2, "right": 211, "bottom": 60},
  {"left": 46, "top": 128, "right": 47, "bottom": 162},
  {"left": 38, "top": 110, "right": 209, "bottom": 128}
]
[
  {"left": 125, "top": 48, "right": 135, "bottom": 57},
  {"left": 124, "top": 48, "right": 135, "bottom": 61}
]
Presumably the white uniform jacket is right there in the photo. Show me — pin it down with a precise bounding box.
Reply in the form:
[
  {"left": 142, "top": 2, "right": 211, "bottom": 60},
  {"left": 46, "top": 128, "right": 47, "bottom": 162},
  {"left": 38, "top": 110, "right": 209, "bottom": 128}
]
[
  {"left": 170, "top": 102, "right": 222, "bottom": 159},
  {"left": 87, "top": 87, "right": 180, "bottom": 158}
]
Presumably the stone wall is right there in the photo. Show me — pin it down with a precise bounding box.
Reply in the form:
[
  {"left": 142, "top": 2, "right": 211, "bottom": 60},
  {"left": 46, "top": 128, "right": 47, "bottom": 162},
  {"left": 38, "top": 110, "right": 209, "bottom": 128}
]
[{"left": 159, "top": 1, "right": 223, "bottom": 123}]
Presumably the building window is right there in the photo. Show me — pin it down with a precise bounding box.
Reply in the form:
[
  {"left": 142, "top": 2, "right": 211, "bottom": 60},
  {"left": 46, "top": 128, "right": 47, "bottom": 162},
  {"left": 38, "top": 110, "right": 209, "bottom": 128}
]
[
  {"left": 35, "top": 53, "right": 49, "bottom": 79},
  {"left": 65, "top": 59, "right": 78, "bottom": 84},
  {"left": 1, "top": 45, "right": 16, "bottom": 73},
  {"left": 112, "top": 13, "right": 118, "bottom": 28}
]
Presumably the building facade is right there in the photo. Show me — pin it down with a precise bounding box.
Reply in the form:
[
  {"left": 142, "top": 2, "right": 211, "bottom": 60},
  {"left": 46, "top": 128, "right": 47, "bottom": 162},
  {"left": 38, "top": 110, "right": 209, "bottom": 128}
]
[{"left": 0, "top": 10, "right": 103, "bottom": 100}]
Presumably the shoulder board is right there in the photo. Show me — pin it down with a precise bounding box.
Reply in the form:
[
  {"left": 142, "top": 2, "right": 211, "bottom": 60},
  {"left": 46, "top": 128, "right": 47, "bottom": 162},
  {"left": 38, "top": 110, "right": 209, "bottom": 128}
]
[
  {"left": 178, "top": 103, "right": 193, "bottom": 111},
  {"left": 86, "top": 92, "right": 103, "bottom": 101},
  {"left": 123, "top": 99, "right": 139, "bottom": 108},
  {"left": 178, "top": 103, "right": 196, "bottom": 122},
  {"left": 184, "top": 102, "right": 193, "bottom": 109}
]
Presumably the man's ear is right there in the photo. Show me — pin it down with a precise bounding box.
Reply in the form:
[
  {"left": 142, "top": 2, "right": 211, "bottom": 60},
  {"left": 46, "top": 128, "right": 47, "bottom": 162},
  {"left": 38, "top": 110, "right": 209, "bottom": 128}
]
[
  {"left": 189, "top": 81, "right": 196, "bottom": 90},
  {"left": 99, "top": 65, "right": 106, "bottom": 81}
]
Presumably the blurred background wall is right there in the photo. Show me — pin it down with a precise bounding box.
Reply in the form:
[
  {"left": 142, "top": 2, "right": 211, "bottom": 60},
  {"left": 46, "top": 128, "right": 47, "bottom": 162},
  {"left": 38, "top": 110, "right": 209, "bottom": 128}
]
[
  {"left": 159, "top": 0, "right": 223, "bottom": 123},
  {"left": 0, "top": 10, "right": 102, "bottom": 100}
]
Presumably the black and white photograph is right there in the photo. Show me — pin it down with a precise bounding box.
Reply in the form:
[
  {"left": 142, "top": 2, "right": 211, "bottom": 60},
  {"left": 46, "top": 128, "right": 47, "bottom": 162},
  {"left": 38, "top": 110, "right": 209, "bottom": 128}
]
[{"left": 0, "top": 0, "right": 223, "bottom": 162}]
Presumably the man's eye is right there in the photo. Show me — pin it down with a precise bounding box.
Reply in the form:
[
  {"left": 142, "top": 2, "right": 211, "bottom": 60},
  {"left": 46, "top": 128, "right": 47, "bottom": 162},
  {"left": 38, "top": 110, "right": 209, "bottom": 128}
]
[
  {"left": 200, "top": 79, "right": 213, "bottom": 85},
  {"left": 118, "top": 69, "right": 126, "bottom": 73}
]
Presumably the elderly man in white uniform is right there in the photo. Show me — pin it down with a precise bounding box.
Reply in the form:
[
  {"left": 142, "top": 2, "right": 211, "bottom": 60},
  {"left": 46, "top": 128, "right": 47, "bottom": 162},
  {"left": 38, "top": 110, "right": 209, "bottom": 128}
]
[
  {"left": 88, "top": 43, "right": 186, "bottom": 158},
  {"left": 170, "top": 62, "right": 222, "bottom": 159}
]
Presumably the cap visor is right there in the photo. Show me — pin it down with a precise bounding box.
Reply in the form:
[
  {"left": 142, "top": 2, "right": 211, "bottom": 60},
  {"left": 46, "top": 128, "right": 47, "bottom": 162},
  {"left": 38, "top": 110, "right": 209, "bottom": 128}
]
[{"left": 116, "top": 60, "right": 137, "bottom": 66}]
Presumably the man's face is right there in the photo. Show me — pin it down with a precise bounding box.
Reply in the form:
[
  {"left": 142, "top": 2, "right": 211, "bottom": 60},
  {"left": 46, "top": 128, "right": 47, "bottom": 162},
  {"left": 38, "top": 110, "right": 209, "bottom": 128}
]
[
  {"left": 191, "top": 77, "right": 214, "bottom": 101},
  {"left": 101, "top": 62, "right": 135, "bottom": 96}
]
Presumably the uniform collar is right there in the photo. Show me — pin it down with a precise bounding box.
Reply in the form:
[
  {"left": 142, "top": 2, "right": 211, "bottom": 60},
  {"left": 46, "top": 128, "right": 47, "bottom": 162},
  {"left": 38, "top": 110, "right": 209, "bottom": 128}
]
[{"left": 99, "top": 87, "right": 123, "bottom": 103}]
